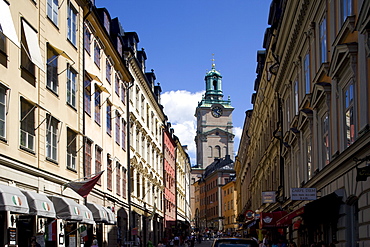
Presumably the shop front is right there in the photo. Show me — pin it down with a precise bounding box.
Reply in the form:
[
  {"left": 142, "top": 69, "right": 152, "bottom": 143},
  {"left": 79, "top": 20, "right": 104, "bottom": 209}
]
[{"left": 0, "top": 184, "right": 30, "bottom": 246}]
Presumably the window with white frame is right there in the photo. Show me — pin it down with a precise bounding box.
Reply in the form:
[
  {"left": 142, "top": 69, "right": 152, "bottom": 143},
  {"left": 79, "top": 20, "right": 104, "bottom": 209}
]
[
  {"left": 121, "top": 82, "right": 126, "bottom": 103},
  {"left": 122, "top": 119, "right": 126, "bottom": 150},
  {"left": 106, "top": 60, "right": 112, "bottom": 83},
  {"left": 47, "top": 0, "right": 58, "bottom": 26},
  {"left": 20, "top": 98, "right": 35, "bottom": 151},
  {"left": 319, "top": 16, "right": 327, "bottom": 64},
  {"left": 106, "top": 103, "right": 112, "bottom": 135},
  {"left": 116, "top": 163, "right": 121, "bottom": 196},
  {"left": 67, "top": 66, "right": 77, "bottom": 107},
  {"left": 84, "top": 25, "right": 91, "bottom": 53},
  {"left": 0, "top": 31, "right": 6, "bottom": 55},
  {"left": 95, "top": 146, "right": 102, "bottom": 185},
  {"left": 67, "top": 128, "right": 77, "bottom": 170},
  {"left": 0, "top": 86, "right": 7, "bottom": 139},
  {"left": 85, "top": 138, "right": 92, "bottom": 176},
  {"left": 47, "top": 45, "right": 59, "bottom": 94},
  {"left": 67, "top": 3, "right": 77, "bottom": 46},
  {"left": 94, "top": 86, "right": 101, "bottom": 124},
  {"left": 344, "top": 82, "right": 355, "bottom": 147},
  {"left": 115, "top": 111, "right": 120, "bottom": 144},
  {"left": 94, "top": 40, "right": 101, "bottom": 68},
  {"left": 304, "top": 53, "right": 310, "bottom": 94},
  {"left": 46, "top": 114, "right": 59, "bottom": 162},
  {"left": 115, "top": 74, "right": 120, "bottom": 94},
  {"left": 84, "top": 76, "right": 91, "bottom": 115},
  {"left": 107, "top": 156, "right": 112, "bottom": 191}
]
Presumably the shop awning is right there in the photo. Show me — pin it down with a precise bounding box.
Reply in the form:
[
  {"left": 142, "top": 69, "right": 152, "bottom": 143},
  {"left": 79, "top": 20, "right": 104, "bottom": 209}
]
[
  {"left": 86, "top": 202, "right": 109, "bottom": 223},
  {"left": 260, "top": 211, "right": 287, "bottom": 228},
  {"left": 22, "top": 19, "right": 45, "bottom": 71},
  {"left": 49, "top": 195, "right": 82, "bottom": 221},
  {"left": 79, "top": 204, "right": 95, "bottom": 225},
  {"left": 276, "top": 206, "right": 304, "bottom": 227},
  {"left": 47, "top": 43, "right": 73, "bottom": 61},
  {"left": 0, "top": 0, "right": 20, "bottom": 47},
  {"left": 103, "top": 206, "right": 116, "bottom": 225},
  {"left": 0, "top": 184, "right": 29, "bottom": 213},
  {"left": 22, "top": 190, "right": 56, "bottom": 218},
  {"left": 303, "top": 192, "right": 342, "bottom": 225}
]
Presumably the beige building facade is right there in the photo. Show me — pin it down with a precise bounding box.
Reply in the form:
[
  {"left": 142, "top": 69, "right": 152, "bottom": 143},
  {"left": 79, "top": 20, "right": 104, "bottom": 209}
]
[{"left": 237, "top": 0, "right": 370, "bottom": 246}]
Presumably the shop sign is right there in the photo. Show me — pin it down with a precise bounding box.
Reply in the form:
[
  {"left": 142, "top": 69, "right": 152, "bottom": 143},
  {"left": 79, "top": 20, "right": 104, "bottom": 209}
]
[
  {"left": 356, "top": 166, "right": 370, "bottom": 181},
  {"left": 262, "top": 191, "right": 276, "bottom": 203},
  {"left": 8, "top": 228, "right": 16, "bottom": 246},
  {"left": 245, "top": 210, "right": 254, "bottom": 220},
  {"left": 291, "top": 188, "right": 316, "bottom": 200}
]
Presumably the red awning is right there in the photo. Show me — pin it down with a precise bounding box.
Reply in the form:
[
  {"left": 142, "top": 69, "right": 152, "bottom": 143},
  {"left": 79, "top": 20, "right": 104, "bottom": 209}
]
[
  {"left": 276, "top": 206, "right": 304, "bottom": 227},
  {"left": 260, "top": 211, "right": 287, "bottom": 228}
]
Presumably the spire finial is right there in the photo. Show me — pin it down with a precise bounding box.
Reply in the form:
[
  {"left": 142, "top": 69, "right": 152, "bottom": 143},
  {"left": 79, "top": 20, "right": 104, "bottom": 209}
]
[{"left": 211, "top": 53, "right": 216, "bottom": 69}]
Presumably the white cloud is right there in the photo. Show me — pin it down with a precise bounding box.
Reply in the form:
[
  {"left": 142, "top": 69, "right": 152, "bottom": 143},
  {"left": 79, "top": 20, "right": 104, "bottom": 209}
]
[{"left": 162, "top": 90, "right": 204, "bottom": 165}]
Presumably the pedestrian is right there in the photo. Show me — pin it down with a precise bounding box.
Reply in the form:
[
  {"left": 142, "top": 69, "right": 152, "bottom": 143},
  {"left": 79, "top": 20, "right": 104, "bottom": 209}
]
[
  {"left": 91, "top": 239, "right": 99, "bottom": 247},
  {"left": 29, "top": 236, "right": 41, "bottom": 247},
  {"left": 147, "top": 239, "right": 154, "bottom": 247}
]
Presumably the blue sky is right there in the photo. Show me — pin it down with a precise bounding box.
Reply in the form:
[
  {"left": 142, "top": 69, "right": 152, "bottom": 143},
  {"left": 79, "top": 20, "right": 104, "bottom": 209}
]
[{"left": 95, "top": 0, "right": 272, "bottom": 166}]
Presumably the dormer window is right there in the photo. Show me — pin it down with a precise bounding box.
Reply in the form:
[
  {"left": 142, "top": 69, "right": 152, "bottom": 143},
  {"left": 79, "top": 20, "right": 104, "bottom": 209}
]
[{"left": 104, "top": 12, "right": 110, "bottom": 35}]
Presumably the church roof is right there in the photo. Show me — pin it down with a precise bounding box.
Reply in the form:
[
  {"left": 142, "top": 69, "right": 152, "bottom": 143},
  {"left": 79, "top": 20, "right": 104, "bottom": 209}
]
[{"left": 203, "top": 155, "right": 235, "bottom": 178}]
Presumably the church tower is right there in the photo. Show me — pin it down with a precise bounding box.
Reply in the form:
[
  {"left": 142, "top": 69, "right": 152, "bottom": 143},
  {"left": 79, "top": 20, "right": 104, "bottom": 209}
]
[{"left": 194, "top": 58, "right": 234, "bottom": 168}]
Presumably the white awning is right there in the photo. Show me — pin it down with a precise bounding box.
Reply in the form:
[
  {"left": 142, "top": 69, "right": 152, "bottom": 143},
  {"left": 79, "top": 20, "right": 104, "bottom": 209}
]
[
  {"left": 22, "top": 190, "right": 56, "bottom": 218},
  {"left": 86, "top": 202, "right": 109, "bottom": 223},
  {"left": 102, "top": 206, "right": 116, "bottom": 225},
  {"left": 0, "top": 184, "right": 29, "bottom": 214},
  {"left": 49, "top": 195, "right": 82, "bottom": 221},
  {"left": 79, "top": 204, "right": 95, "bottom": 225},
  {"left": 22, "top": 19, "right": 45, "bottom": 71},
  {"left": 0, "top": 0, "right": 20, "bottom": 47}
]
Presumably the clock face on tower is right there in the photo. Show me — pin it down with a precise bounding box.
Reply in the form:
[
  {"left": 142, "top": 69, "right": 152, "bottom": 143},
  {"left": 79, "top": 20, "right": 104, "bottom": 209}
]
[{"left": 211, "top": 106, "right": 223, "bottom": 118}]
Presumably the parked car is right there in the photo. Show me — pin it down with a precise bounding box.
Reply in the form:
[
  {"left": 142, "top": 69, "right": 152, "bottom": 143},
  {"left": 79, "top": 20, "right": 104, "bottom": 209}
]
[{"left": 211, "top": 238, "right": 259, "bottom": 247}]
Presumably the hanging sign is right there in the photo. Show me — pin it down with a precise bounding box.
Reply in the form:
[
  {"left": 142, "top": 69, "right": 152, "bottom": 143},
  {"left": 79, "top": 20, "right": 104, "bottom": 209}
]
[
  {"left": 356, "top": 166, "right": 370, "bottom": 181},
  {"left": 291, "top": 188, "right": 316, "bottom": 200}
]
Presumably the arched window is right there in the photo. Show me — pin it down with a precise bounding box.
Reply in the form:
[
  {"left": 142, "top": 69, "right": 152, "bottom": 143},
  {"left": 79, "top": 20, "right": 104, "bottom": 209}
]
[
  {"left": 213, "top": 80, "right": 217, "bottom": 90},
  {"left": 209, "top": 146, "right": 213, "bottom": 158},
  {"left": 215, "top": 145, "right": 221, "bottom": 158}
]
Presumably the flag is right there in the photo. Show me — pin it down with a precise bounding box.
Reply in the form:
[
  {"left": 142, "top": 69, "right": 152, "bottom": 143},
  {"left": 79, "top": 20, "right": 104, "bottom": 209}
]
[{"left": 63, "top": 171, "right": 104, "bottom": 197}]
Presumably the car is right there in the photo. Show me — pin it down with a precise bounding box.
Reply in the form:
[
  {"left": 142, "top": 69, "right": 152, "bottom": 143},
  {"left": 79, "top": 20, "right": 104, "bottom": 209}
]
[{"left": 211, "top": 237, "right": 259, "bottom": 247}]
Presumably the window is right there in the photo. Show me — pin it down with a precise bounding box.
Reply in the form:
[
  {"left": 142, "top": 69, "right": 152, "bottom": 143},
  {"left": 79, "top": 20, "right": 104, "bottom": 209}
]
[
  {"left": 294, "top": 80, "right": 299, "bottom": 115},
  {"left": 47, "top": 0, "right": 58, "bottom": 26},
  {"left": 67, "top": 4, "right": 77, "bottom": 46},
  {"left": 117, "top": 37, "right": 122, "bottom": 56},
  {"left": 322, "top": 113, "right": 330, "bottom": 166},
  {"left": 84, "top": 25, "right": 91, "bottom": 53},
  {"left": 319, "top": 17, "right": 327, "bottom": 64},
  {"left": 121, "top": 119, "right": 126, "bottom": 149},
  {"left": 115, "top": 74, "right": 120, "bottom": 95},
  {"left": 106, "top": 103, "right": 112, "bottom": 135},
  {"left": 47, "top": 45, "right": 59, "bottom": 94},
  {"left": 20, "top": 98, "right": 35, "bottom": 151},
  {"left": 46, "top": 114, "right": 59, "bottom": 162},
  {"left": 0, "top": 31, "right": 5, "bottom": 54},
  {"left": 121, "top": 82, "right": 126, "bottom": 103},
  {"left": 115, "top": 111, "right": 120, "bottom": 144},
  {"left": 106, "top": 60, "right": 111, "bottom": 83},
  {"left": 341, "top": 0, "right": 352, "bottom": 24},
  {"left": 67, "top": 66, "right": 77, "bottom": 107},
  {"left": 136, "top": 173, "right": 140, "bottom": 197},
  {"left": 95, "top": 146, "right": 102, "bottom": 185},
  {"left": 94, "top": 86, "right": 101, "bottom": 124},
  {"left": 122, "top": 169, "right": 127, "bottom": 198},
  {"left": 304, "top": 53, "right": 310, "bottom": 94},
  {"left": 21, "top": 22, "right": 35, "bottom": 79},
  {"left": 85, "top": 139, "right": 92, "bottom": 176},
  {"left": 215, "top": 145, "right": 221, "bottom": 158},
  {"left": 306, "top": 137, "right": 312, "bottom": 180},
  {"left": 94, "top": 41, "right": 101, "bottom": 67},
  {"left": 0, "top": 86, "right": 7, "bottom": 139},
  {"left": 345, "top": 83, "right": 355, "bottom": 146},
  {"left": 84, "top": 76, "right": 91, "bottom": 115},
  {"left": 116, "top": 164, "right": 121, "bottom": 196},
  {"left": 107, "top": 156, "right": 112, "bottom": 191},
  {"left": 67, "top": 128, "right": 77, "bottom": 170}
]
